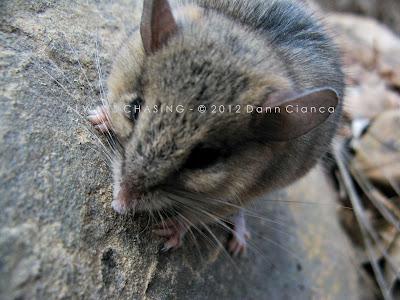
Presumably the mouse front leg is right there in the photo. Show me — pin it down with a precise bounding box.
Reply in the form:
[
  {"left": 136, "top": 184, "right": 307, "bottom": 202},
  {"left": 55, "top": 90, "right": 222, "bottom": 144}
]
[
  {"left": 88, "top": 106, "right": 112, "bottom": 133},
  {"left": 228, "top": 209, "right": 250, "bottom": 256}
]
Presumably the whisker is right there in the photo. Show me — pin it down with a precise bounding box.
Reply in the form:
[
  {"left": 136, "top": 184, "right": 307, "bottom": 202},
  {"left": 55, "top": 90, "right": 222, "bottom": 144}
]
[
  {"left": 171, "top": 208, "right": 205, "bottom": 263},
  {"left": 164, "top": 187, "right": 365, "bottom": 272},
  {"left": 165, "top": 189, "right": 341, "bottom": 230},
  {"left": 62, "top": 32, "right": 97, "bottom": 95},
  {"left": 35, "top": 64, "right": 114, "bottom": 161},
  {"left": 92, "top": 33, "right": 123, "bottom": 157},
  {"left": 165, "top": 194, "right": 325, "bottom": 294},
  {"left": 197, "top": 220, "right": 241, "bottom": 270}
]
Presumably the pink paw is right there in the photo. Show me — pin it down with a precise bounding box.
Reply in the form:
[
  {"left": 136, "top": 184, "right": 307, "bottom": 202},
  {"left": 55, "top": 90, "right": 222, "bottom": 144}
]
[
  {"left": 88, "top": 106, "right": 112, "bottom": 133},
  {"left": 228, "top": 228, "right": 250, "bottom": 257},
  {"left": 227, "top": 209, "right": 250, "bottom": 257},
  {"left": 153, "top": 219, "right": 187, "bottom": 252}
]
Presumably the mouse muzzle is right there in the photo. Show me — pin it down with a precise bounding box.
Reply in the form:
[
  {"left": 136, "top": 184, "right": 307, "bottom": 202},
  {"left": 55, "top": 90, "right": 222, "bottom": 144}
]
[{"left": 111, "top": 182, "right": 140, "bottom": 214}]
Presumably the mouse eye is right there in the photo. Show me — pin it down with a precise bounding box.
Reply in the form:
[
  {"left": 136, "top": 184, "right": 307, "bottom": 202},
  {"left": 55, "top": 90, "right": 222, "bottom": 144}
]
[
  {"left": 184, "top": 144, "right": 229, "bottom": 170},
  {"left": 128, "top": 96, "right": 144, "bottom": 121}
]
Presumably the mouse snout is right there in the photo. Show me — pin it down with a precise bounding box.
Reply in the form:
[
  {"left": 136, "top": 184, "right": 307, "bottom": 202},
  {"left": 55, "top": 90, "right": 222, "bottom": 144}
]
[{"left": 111, "top": 183, "right": 140, "bottom": 214}]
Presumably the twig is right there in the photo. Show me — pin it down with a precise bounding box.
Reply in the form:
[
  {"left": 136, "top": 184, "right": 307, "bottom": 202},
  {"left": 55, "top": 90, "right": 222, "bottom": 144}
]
[
  {"left": 333, "top": 139, "right": 393, "bottom": 300},
  {"left": 351, "top": 163, "right": 400, "bottom": 230}
]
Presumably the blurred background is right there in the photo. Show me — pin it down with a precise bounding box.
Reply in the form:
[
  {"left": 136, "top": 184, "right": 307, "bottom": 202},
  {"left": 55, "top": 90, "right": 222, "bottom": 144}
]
[{"left": 310, "top": 0, "right": 400, "bottom": 298}]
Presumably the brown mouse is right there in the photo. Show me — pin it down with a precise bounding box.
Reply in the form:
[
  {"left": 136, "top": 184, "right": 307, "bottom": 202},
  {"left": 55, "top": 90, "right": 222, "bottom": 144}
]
[{"left": 88, "top": 0, "right": 344, "bottom": 254}]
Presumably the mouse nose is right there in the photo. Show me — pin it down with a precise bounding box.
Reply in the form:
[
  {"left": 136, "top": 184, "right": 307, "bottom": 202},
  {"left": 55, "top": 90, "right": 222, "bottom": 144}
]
[
  {"left": 117, "top": 186, "right": 130, "bottom": 203},
  {"left": 118, "top": 183, "right": 142, "bottom": 202},
  {"left": 112, "top": 183, "right": 140, "bottom": 214}
]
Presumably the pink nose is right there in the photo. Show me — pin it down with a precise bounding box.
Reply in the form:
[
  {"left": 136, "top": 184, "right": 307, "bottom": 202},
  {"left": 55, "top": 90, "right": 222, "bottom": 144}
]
[
  {"left": 117, "top": 185, "right": 131, "bottom": 204},
  {"left": 111, "top": 185, "right": 138, "bottom": 214}
]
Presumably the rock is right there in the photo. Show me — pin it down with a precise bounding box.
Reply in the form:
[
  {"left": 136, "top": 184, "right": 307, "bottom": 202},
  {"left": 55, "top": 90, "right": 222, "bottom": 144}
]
[
  {"left": 314, "top": 0, "right": 400, "bottom": 36},
  {"left": 0, "top": 1, "right": 363, "bottom": 299},
  {"left": 352, "top": 110, "right": 400, "bottom": 187}
]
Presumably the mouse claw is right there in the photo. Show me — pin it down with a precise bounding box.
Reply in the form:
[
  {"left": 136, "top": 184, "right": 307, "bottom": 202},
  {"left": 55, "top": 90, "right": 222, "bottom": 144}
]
[
  {"left": 160, "top": 234, "right": 183, "bottom": 252},
  {"left": 228, "top": 230, "right": 250, "bottom": 257},
  {"left": 227, "top": 209, "right": 250, "bottom": 257}
]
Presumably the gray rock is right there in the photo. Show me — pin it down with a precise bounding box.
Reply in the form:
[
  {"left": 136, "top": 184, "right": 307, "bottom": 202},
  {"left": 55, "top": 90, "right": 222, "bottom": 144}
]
[{"left": 0, "top": 1, "right": 364, "bottom": 299}]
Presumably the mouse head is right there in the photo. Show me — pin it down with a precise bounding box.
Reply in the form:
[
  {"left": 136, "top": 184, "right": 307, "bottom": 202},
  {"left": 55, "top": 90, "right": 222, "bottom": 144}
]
[{"left": 106, "top": 0, "right": 339, "bottom": 214}]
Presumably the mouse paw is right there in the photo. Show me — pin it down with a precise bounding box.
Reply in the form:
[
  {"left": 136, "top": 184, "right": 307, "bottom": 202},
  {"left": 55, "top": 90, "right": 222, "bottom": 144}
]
[
  {"left": 153, "top": 219, "right": 188, "bottom": 252},
  {"left": 88, "top": 106, "right": 112, "bottom": 133},
  {"left": 228, "top": 228, "right": 250, "bottom": 257},
  {"left": 227, "top": 209, "right": 250, "bottom": 257}
]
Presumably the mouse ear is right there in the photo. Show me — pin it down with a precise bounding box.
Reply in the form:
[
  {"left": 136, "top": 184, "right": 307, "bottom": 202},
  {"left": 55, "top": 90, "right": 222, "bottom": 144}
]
[
  {"left": 140, "top": 0, "right": 178, "bottom": 54},
  {"left": 256, "top": 88, "right": 339, "bottom": 141}
]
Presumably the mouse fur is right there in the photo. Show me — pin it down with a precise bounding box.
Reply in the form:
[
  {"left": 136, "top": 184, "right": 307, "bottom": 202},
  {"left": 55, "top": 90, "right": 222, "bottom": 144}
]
[{"left": 89, "top": 0, "right": 344, "bottom": 251}]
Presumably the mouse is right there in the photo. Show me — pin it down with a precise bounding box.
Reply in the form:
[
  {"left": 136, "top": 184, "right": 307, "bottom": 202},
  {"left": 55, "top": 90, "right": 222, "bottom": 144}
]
[{"left": 88, "top": 0, "right": 344, "bottom": 255}]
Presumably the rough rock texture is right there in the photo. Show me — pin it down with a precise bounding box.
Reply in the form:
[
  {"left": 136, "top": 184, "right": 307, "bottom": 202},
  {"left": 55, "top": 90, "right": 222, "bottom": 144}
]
[{"left": 1, "top": 1, "right": 363, "bottom": 299}]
